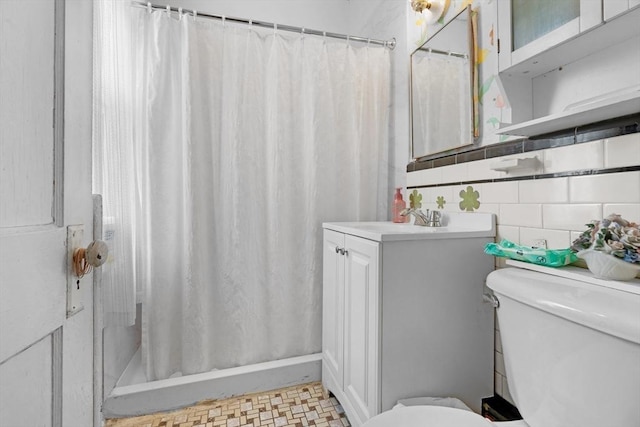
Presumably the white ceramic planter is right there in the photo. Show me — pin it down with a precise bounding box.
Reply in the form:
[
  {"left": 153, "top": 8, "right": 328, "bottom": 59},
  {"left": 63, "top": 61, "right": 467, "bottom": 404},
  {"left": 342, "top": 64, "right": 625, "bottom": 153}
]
[{"left": 578, "top": 249, "right": 640, "bottom": 281}]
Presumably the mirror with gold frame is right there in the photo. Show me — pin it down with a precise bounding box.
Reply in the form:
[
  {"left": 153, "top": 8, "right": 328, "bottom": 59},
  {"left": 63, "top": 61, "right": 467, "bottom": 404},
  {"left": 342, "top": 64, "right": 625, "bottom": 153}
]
[{"left": 410, "top": 5, "right": 478, "bottom": 159}]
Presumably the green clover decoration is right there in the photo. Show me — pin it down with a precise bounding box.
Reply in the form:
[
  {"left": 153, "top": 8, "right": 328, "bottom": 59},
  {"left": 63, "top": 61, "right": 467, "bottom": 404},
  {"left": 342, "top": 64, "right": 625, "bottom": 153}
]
[
  {"left": 459, "top": 186, "right": 480, "bottom": 212},
  {"left": 409, "top": 190, "right": 422, "bottom": 209}
]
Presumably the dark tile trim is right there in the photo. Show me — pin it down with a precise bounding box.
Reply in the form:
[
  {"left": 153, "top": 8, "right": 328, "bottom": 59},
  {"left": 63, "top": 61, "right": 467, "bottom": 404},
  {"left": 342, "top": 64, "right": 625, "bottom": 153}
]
[
  {"left": 485, "top": 140, "right": 524, "bottom": 158},
  {"left": 433, "top": 156, "right": 456, "bottom": 168},
  {"left": 407, "top": 165, "right": 640, "bottom": 190},
  {"left": 407, "top": 114, "right": 640, "bottom": 173},
  {"left": 456, "top": 149, "right": 486, "bottom": 163}
]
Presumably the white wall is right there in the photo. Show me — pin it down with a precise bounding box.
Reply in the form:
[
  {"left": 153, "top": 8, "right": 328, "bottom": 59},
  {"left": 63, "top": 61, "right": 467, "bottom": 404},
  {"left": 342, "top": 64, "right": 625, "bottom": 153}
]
[{"left": 161, "top": 0, "right": 350, "bottom": 33}]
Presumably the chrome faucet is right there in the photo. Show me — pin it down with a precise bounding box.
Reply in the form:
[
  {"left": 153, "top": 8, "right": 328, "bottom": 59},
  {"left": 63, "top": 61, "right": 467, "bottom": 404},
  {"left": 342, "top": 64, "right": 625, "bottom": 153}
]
[
  {"left": 427, "top": 210, "right": 441, "bottom": 227},
  {"left": 400, "top": 208, "right": 430, "bottom": 226}
]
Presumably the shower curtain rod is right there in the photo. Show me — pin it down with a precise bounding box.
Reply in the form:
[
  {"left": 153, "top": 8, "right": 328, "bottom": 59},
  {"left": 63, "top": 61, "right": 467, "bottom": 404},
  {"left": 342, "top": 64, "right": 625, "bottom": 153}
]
[
  {"left": 416, "top": 47, "right": 468, "bottom": 59},
  {"left": 132, "top": 1, "right": 396, "bottom": 50}
]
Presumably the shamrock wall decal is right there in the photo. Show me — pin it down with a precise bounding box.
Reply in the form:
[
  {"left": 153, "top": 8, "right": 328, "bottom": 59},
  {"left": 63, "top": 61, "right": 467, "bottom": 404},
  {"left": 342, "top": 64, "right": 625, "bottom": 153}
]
[
  {"left": 459, "top": 186, "right": 480, "bottom": 212},
  {"left": 409, "top": 189, "right": 422, "bottom": 209}
]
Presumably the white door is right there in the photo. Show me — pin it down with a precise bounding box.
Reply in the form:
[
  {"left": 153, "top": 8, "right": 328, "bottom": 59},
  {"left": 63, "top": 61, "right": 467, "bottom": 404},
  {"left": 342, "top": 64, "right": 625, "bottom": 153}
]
[
  {"left": 0, "top": 1, "right": 94, "bottom": 426},
  {"left": 322, "top": 230, "right": 345, "bottom": 389},
  {"left": 343, "top": 235, "right": 379, "bottom": 425}
]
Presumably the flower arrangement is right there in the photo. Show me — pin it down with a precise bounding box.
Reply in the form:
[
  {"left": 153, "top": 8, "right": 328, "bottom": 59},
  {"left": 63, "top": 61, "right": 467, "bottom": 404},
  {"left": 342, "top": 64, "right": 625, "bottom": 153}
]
[
  {"left": 571, "top": 214, "right": 640, "bottom": 280},
  {"left": 572, "top": 214, "right": 640, "bottom": 263}
]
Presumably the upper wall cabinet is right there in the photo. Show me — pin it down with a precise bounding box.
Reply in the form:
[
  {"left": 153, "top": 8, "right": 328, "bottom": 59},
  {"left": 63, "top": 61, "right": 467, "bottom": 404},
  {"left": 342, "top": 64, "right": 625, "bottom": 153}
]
[
  {"left": 498, "top": 0, "right": 640, "bottom": 76},
  {"left": 605, "top": 0, "right": 640, "bottom": 20},
  {"left": 498, "top": 0, "right": 600, "bottom": 74},
  {"left": 496, "top": 0, "right": 640, "bottom": 136}
]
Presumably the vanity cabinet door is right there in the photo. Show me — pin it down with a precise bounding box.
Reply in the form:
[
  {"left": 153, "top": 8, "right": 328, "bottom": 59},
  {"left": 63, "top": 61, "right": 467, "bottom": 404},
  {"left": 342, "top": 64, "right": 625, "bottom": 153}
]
[
  {"left": 343, "top": 235, "right": 379, "bottom": 425},
  {"left": 322, "top": 230, "right": 345, "bottom": 388}
]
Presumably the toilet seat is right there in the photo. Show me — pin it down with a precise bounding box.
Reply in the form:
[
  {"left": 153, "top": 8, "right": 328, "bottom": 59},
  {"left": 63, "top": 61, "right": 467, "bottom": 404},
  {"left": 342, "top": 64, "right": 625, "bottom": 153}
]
[{"left": 362, "top": 406, "right": 495, "bottom": 427}]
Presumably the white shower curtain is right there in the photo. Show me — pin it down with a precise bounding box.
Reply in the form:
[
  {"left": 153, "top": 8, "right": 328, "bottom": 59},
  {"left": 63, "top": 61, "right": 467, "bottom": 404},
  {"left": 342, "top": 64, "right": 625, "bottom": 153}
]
[
  {"left": 131, "top": 9, "right": 390, "bottom": 381},
  {"left": 93, "top": 0, "right": 137, "bottom": 327}
]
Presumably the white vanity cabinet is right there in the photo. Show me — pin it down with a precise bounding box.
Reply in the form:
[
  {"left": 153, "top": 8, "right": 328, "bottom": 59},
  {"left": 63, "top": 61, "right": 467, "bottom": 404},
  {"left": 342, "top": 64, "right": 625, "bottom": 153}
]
[
  {"left": 322, "top": 213, "right": 496, "bottom": 427},
  {"left": 323, "top": 229, "right": 380, "bottom": 424}
]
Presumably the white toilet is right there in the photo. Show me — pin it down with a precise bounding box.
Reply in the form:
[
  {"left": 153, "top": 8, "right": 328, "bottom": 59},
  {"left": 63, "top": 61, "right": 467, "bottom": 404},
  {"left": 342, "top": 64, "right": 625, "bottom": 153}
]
[{"left": 363, "top": 266, "right": 640, "bottom": 427}]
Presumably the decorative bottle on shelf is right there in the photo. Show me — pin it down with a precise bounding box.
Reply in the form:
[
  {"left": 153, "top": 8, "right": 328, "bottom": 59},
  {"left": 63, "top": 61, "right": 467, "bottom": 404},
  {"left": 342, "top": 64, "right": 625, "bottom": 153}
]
[{"left": 392, "top": 188, "right": 408, "bottom": 223}]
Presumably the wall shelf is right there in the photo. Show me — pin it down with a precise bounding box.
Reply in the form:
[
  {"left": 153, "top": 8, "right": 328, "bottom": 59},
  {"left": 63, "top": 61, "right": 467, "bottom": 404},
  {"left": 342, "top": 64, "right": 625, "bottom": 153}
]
[{"left": 497, "top": 86, "right": 640, "bottom": 137}]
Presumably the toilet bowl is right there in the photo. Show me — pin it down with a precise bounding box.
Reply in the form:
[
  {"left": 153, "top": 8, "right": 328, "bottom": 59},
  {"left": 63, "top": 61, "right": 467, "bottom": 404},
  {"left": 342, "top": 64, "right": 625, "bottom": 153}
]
[
  {"left": 362, "top": 405, "right": 529, "bottom": 426},
  {"left": 362, "top": 266, "right": 640, "bottom": 427}
]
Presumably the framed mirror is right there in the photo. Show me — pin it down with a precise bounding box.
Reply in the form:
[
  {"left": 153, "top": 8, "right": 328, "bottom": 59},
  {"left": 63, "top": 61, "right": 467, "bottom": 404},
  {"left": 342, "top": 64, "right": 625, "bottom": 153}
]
[{"left": 410, "top": 5, "right": 478, "bottom": 159}]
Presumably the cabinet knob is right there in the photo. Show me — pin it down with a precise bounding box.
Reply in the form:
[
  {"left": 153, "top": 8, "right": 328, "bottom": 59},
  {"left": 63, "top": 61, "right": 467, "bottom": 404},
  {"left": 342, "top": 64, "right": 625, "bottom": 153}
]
[{"left": 335, "top": 246, "right": 340, "bottom": 254}]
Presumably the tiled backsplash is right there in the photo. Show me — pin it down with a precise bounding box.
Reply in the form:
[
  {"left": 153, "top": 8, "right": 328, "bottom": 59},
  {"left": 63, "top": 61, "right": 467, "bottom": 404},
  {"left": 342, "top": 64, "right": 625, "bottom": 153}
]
[
  {"left": 407, "top": 133, "right": 640, "bottom": 254},
  {"left": 405, "top": 130, "right": 640, "bottom": 404}
]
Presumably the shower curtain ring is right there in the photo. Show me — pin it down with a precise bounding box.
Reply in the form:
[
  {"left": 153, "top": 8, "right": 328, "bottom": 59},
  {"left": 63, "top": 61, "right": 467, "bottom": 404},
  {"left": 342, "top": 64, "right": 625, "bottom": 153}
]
[
  {"left": 146, "top": 2, "right": 151, "bottom": 13},
  {"left": 193, "top": 9, "right": 197, "bottom": 20},
  {"left": 165, "top": 5, "right": 171, "bottom": 16},
  {"left": 222, "top": 15, "right": 226, "bottom": 27},
  {"left": 274, "top": 23, "right": 278, "bottom": 35},
  {"left": 178, "top": 7, "right": 182, "bottom": 20}
]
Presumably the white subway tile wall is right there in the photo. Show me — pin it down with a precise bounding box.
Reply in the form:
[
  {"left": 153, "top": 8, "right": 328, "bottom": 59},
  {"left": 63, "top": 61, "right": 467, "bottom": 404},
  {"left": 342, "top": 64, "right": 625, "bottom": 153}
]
[
  {"left": 441, "top": 163, "right": 469, "bottom": 183},
  {"left": 604, "top": 133, "right": 640, "bottom": 168},
  {"left": 569, "top": 171, "right": 640, "bottom": 203},
  {"left": 481, "top": 182, "right": 519, "bottom": 204},
  {"left": 406, "top": 133, "right": 640, "bottom": 405},
  {"left": 406, "top": 167, "right": 441, "bottom": 188},
  {"left": 518, "top": 177, "right": 568, "bottom": 204},
  {"left": 519, "top": 227, "right": 571, "bottom": 249},
  {"left": 603, "top": 203, "right": 640, "bottom": 219},
  {"left": 542, "top": 204, "right": 602, "bottom": 230},
  {"left": 542, "top": 140, "right": 604, "bottom": 174},
  {"left": 467, "top": 158, "right": 504, "bottom": 181},
  {"left": 495, "top": 225, "right": 519, "bottom": 243},
  {"left": 499, "top": 204, "right": 543, "bottom": 227}
]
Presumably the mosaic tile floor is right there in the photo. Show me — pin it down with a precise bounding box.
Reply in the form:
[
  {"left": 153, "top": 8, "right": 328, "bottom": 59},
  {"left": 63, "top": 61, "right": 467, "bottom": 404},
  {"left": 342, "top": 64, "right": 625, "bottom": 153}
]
[{"left": 105, "top": 382, "right": 350, "bottom": 427}]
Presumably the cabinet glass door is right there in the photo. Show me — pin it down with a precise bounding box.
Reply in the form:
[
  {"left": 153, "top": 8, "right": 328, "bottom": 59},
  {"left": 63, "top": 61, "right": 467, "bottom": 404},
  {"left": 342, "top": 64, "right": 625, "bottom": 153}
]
[{"left": 512, "top": 0, "right": 580, "bottom": 50}]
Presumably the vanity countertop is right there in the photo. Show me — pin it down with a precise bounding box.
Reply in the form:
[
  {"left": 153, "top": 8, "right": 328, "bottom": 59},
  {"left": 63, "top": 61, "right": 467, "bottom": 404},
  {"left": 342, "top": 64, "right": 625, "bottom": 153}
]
[{"left": 323, "top": 212, "right": 495, "bottom": 242}]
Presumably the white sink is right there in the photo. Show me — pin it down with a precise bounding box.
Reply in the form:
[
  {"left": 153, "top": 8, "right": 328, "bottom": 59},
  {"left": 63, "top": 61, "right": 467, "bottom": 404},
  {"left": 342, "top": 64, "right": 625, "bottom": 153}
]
[{"left": 323, "top": 212, "right": 496, "bottom": 242}]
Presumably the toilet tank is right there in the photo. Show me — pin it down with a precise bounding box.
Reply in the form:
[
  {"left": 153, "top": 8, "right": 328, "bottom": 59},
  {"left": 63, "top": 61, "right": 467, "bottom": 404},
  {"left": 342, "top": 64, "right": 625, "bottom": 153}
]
[{"left": 487, "top": 267, "right": 640, "bottom": 427}]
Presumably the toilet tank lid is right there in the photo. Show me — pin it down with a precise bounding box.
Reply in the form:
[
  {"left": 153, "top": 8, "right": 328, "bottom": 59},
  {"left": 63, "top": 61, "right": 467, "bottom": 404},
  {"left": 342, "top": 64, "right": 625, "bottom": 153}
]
[{"left": 487, "top": 267, "right": 640, "bottom": 345}]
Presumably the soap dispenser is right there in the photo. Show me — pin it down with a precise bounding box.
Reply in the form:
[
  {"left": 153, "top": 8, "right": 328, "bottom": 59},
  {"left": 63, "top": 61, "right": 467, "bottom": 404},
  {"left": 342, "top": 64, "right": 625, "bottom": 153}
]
[{"left": 392, "top": 188, "right": 408, "bottom": 223}]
